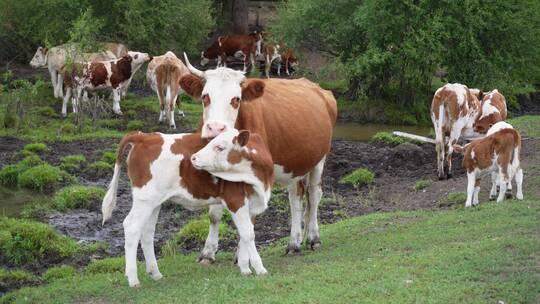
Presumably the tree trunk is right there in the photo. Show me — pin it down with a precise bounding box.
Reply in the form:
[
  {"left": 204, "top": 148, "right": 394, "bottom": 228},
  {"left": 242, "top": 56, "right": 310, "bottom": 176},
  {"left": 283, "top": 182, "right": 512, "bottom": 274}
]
[{"left": 232, "top": 0, "right": 249, "bottom": 34}]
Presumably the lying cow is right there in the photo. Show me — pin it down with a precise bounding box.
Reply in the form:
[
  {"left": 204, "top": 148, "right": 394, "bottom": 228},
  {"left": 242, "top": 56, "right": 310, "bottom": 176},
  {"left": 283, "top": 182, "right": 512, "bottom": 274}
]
[
  {"left": 101, "top": 129, "right": 274, "bottom": 287},
  {"left": 63, "top": 51, "right": 150, "bottom": 116},
  {"left": 453, "top": 122, "right": 523, "bottom": 207},
  {"left": 200, "top": 31, "right": 263, "bottom": 72},
  {"left": 263, "top": 44, "right": 281, "bottom": 78},
  {"left": 473, "top": 89, "right": 507, "bottom": 133},
  {"left": 29, "top": 42, "right": 128, "bottom": 98},
  {"left": 146, "top": 51, "right": 190, "bottom": 128},
  {"left": 181, "top": 53, "right": 337, "bottom": 259}
]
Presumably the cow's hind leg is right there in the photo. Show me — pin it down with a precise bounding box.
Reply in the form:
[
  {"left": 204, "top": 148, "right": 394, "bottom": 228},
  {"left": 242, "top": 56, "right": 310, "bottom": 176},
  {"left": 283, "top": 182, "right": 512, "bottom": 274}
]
[
  {"left": 140, "top": 205, "right": 163, "bottom": 281},
  {"left": 286, "top": 180, "right": 304, "bottom": 254},
  {"left": 231, "top": 203, "right": 267, "bottom": 275},
  {"left": 199, "top": 204, "right": 224, "bottom": 264},
  {"left": 515, "top": 168, "right": 524, "bottom": 200},
  {"left": 306, "top": 157, "right": 325, "bottom": 249},
  {"left": 123, "top": 201, "right": 154, "bottom": 287},
  {"left": 496, "top": 168, "right": 509, "bottom": 203},
  {"left": 112, "top": 89, "right": 123, "bottom": 115},
  {"left": 473, "top": 178, "right": 481, "bottom": 206}
]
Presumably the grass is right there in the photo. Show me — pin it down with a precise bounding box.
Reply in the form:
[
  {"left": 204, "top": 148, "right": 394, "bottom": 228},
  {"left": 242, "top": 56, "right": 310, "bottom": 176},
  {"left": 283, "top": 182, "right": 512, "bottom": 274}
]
[
  {"left": 447, "top": 191, "right": 467, "bottom": 205},
  {"left": 18, "top": 164, "right": 75, "bottom": 193},
  {"left": 507, "top": 115, "right": 540, "bottom": 138},
  {"left": 85, "top": 161, "right": 113, "bottom": 178},
  {"left": 42, "top": 266, "right": 77, "bottom": 283},
  {"left": 414, "top": 179, "right": 431, "bottom": 191},
  {"left": 339, "top": 168, "right": 375, "bottom": 187},
  {"left": 2, "top": 198, "right": 538, "bottom": 303},
  {"left": 22, "top": 143, "right": 48, "bottom": 153},
  {"left": 59, "top": 154, "right": 86, "bottom": 173},
  {"left": 51, "top": 185, "right": 106, "bottom": 211},
  {"left": 0, "top": 268, "right": 38, "bottom": 288}
]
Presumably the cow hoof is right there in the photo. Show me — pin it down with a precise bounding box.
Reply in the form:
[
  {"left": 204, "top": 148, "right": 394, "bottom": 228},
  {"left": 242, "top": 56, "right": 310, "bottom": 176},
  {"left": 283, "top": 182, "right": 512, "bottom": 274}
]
[
  {"left": 309, "top": 238, "right": 321, "bottom": 250},
  {"left": 516, "top": 193, "right": 524, "bottom": 200},
  {"left": 489, "top": 196, "right": 496, "bottom": 201},
  {"left": 128, "top": 279, "right": 141, "bottom": 288},
  {"left": 446, "top": 172, "right": 453, "bottom": 179},
  {"left": 198, "top": 257, "right": 215, "bottom": 265},
  {"left": 170, "top": 125, "right": 176, "bottom": 129},
  {"left": 505, "top": 191, "right": 513, "bottom": 199},
  {"left": 255, "top": 268, "right": 268, "bottom": 276},
  {"left": 240, "top": 269, "right": 252, "bottom": 276},
  {"left": 285, "top": 244, "right": 301, "bottom": 255},
  {"left": 150, "top": 272, "right": 163, "bottom": 281},
  {"left": 114, "top": 111, "right": 123, "bottom": 116}
]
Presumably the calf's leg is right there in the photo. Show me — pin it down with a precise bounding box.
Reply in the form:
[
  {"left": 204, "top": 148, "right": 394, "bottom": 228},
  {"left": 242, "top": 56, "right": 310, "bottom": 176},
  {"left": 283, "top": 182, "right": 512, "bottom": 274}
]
[
  {"left": 496, "top": 169, "right": 508, "bottom": 203},
  {"left": 306, "top": 157, "right": 325, "bottom": 249},
  {"left": 515, "top": 168, "right": 524, "bottom": 200},
  {"left": 140, "top": 205, "right": 163, "bottom": 281},
  {"left": 489, "top": 171, "right": 498, "bottom": 200},
  {"left": 123, "top": 202, "right": 154, "bottom": 287},
  {"left": 473, "top": 178, "right": 481, "bottom": 206},
  {"left": 112, "top": 88, "right": 123, "bottom": 115},
  {"left": 199, "top": 204, "right": 224, "bottom": 264},
  {"left": 465, "top": 171, "right": 476, "bottom": 208},
  {"left": 231, "top": 204, "right": 267, "bottom": 275}
]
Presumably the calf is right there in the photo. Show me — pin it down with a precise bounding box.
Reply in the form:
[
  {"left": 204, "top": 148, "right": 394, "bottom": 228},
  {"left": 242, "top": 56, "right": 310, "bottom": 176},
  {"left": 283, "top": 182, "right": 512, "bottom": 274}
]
[
  {"left": 263, "top": 44, "right": 281, "bottom": 78},
  {"left": 201, "top": 32, "right": 263, "bottom": 72},
  {"left": 473, "top": 89, "right": 507, "bottom": 133},
  {"left": 63, "top": 51, "right": 150, "bottom": 116},
  {"left": 431, "top": 83, "right": 481, "bottom": 179},
  {"left": 452, "top": 123, "right": 523, "bottom": 207},
  {"left": 279, "top": 48, "right": 298, "bottom": 76},
  {"left": 146, "top": 51, "right": 190, "bottom": 128},
  {"left": 101, "top": 129, "right": 274, "bottom": 287}
]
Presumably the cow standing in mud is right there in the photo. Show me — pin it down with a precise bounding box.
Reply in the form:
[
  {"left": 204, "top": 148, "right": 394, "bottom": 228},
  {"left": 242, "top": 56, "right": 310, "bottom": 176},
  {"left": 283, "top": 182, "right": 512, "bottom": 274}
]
[
  {"left": 200, "top": 32, "right": 263, "bottom": 72},
  {"left": 180, "top": 53, "right": 337, "bottom": 260}
]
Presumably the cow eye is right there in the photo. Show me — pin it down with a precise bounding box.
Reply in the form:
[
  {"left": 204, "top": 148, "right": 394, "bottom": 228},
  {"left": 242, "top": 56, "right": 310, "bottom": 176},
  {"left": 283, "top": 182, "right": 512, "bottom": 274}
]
[
  {"left": 202, "top": 94, "right": 211, "bottom": 107},
  {"left": 214, "top": 145, "right": 225, "bottom": 152},
  {"left": 489, "top": 124, "right": 494, "bottom": 128}
]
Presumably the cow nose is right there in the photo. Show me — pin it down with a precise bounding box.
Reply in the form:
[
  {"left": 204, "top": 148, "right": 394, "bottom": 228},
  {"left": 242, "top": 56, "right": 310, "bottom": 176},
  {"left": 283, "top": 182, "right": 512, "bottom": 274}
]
[{"left": 207, "top": 123, "right": 227, "bottom": 134}]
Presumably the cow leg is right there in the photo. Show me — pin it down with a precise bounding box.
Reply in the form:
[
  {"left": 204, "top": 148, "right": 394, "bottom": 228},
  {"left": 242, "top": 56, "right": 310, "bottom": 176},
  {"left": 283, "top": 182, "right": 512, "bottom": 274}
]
[
  {"left": 199, "top": 204, "right": 224, "bottom": 264},
  {"left": 169, "top": 92, "right": 179, "bottom": 129},
  {"left": 447, "top": 126, "right": 464, "bottom": 178},
  {"left": 140, "top": 205, "right": 163, "bottom": 281},
  {"left": 489, "top": 171, "right": 498, "bottom": 200},
  {"left": 231, "top": 203, "right": 267, "bottom": 275},
  {"left": 265, "top": 55, "right": 270, "bottom": 78},
  {"left": 285, "top": 60, "right": 290, "bottom": 76},
  {"left": 112, "top": 89, "right": 123, "bottom": 115},
  {"left": 277, "top": 62, "right": 281, "bottom": 76},
  {"left": 465, "top": 171, "right": 476, "bottom": 208},
  {"left": 496, "top": 168, "right": 508, "bottom": 203},
  {"left": 505, "top": 176, "right": 513, "bottom": 199},
  {"left": 286, "top": 181, "right": 304, "bottom": 254},
  {"left": 123, "top": 202, "right": 155, "bottom": 288},
  {"left": 250, "top": 52, "right": 256, "bottom": 72},
  {"left": 306, "top": 157, "right": 325, "bottom": 249},
  {"left": 56, "top": 73, "right": 64, "bottom": 99},
  {"left": 62, "top": 87, "right": 71, "bottom": 117},
  {"left": 242, "top": 54, "right": 248, "bottom": 72},
  {"left": 515, "top": 168, "right": 524, "bottom": 200},
  {"left": 473, "top": 178, "right": 481, "bottom": 206},
  {"left": 49, "top": 68, "right": 59, "bottom": 98}
]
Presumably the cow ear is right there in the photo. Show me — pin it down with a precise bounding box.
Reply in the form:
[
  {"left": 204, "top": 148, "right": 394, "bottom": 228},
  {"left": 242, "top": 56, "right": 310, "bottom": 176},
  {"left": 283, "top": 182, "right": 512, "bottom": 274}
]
[
  {"left": 43, "top": 47, "right": 48, "bottom": 54},
  {"left": 452, "top": 144, "right": 464, "bottom": 154},
  {"left": 241, "top": 80, "right": 265, "bottom": 101},
  {"left": 237, "top": 130, "right": 250, "bottom": 147},
  {"left": 180, "top": 75, "right": 203, "bottom": 99}
]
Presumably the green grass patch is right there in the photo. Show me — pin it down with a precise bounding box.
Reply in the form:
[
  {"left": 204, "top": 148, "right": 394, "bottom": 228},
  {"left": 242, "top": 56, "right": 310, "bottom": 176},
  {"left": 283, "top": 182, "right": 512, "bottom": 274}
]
[
  {"left": 339, "top": 168, "right": 375, "bottom": 187},
  {"left": 18, "top": 164, "right": 75, "bottom": 193},
  {"left": 371, "top": 131, "right": 407, "bottom": 145},
  {"left": 447, "top": 191, "right": 467, "bottom": 204},
  {"left": 507, "top": 115, "right": 540, "bottom": 138},
  {"left": 22, "top": 143, "right": 48, "bottom": 153},
  {"left": 59, "top": 154, "right": 86, "bottom": 173},
  {"left": 319, "top": 79, "right": 348, "bottom": 94},
  {"left": 0, "top": 217, "right": 79, "bottom": 266},
  {"left": 100, "top": 150, "right": 116, "bottom": 165},
  {"left": 3, "top": 199, "right": 539, "bottom": 303},
  {"left": 52, "top": 186, "right": 105, "bottom": 211},
  {"left": 85, "top": 161, "right": 112, "bottom": 179},
  {"left": 414, "top": 179, "right": 431, "bottom": 191},
  {"left": 0, "top": 268, "right": 38, "bottom": 289},
  {"left": 126, "top": 120, "right": 144, "bottom": 131},
  {"left": 42, "top": 266, "right": 77, "bottom": 283}
]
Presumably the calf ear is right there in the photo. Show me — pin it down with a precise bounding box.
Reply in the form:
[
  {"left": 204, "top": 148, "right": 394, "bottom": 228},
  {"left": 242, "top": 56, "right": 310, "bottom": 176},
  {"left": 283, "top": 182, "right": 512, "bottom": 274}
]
[
  {"left": 452, "top": 144, "right": 464, "bottom": 154},
  {"left": 241, "top": 80, "right": 265, "bottom": 101},
  {"left": 237, "top": 130, "right": 251, "bottom": 147},
  {"left": 180, "top": 75, "right": 203, "bottom": 99}
]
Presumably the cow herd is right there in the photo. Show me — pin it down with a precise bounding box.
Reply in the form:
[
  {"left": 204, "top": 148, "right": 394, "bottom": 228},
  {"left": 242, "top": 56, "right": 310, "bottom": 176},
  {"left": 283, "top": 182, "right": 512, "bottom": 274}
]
[{"left": 27, "top": 39, "right": 525, "bottom": 288}]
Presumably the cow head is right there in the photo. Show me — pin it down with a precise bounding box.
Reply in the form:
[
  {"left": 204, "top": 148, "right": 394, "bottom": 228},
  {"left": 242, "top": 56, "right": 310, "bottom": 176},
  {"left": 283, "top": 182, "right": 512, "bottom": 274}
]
[
  {"left": 180, "top": 53, "right": 265, "bottom": 138},
  {"left": 29, "top": 46, "right": 48, "bottom": 68},
  {"left": 191, "top": 129, "right": 248, "bottom": 172},
  {"left": 473, "top": 97, "right": 503, "bottom": 134},
  {"left": 128, "top": 51, "right": 151, "bottom": 67}
]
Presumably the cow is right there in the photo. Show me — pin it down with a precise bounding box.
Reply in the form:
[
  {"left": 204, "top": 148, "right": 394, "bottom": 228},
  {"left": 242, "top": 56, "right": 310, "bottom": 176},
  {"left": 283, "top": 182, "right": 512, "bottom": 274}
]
[
  {"left": 180, "top": 54, "right": 337, "bottom": 261},
  {"left": 263, "top": 44, "right": 281, "bottom": 78},
  {"left": 431, "top": 83, "right": 481, "bottom": 179},
  {"left": 473, "top": 89, "right": 507, "bottom": 134},
  {"left": 200, "top": 32, "right": 263, "bottom": 72},
  {"left": 63, "top": 51, "right": 150, "bottom": 116},
  {"left": 101, "top": 129, "right": 275, "bottom": 287},
  {"left": 146, "top": 51, "right": 190, "bottom": 128},
  {"left": 279, "top": 48, "right": 298, "bottom": 76},
  {"left": 452, "top": 122, "right": 523, "bottom": 207},
  {"left": 29, "top": 42, "right": 128, "bottom": 98}
]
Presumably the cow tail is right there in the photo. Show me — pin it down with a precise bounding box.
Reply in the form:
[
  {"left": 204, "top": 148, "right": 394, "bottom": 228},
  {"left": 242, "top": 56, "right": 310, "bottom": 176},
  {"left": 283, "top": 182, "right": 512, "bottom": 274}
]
[
  {"left": 511, "top": 131, "right": 521, "bottom": 174},
  {"left": 102, "top": 132, "right": 141, "bottom": 225},
  {"left": 437, "top": 103, "right": 445, "bottom": 145}
]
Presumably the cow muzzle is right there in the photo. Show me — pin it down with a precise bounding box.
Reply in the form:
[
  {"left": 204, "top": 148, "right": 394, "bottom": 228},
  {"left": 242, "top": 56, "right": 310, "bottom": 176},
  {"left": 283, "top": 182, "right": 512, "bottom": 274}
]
[{"left": 203, "top": 122, "right": 228, "bottom": 138}]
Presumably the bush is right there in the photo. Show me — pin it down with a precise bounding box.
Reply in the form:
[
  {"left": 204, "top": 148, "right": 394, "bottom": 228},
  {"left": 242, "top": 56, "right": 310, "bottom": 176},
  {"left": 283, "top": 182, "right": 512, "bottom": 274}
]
[
  {"left": 414, "top": 179, "right": 431, "bottom": 191},
  {"left": 339, "top": 168, "right": 375, "bottom": 187},
  {"left": 85, "top": 257, "right": 124, "bottom": 274},
  {"left": 371, "top": 132, "right": 406, "bottom": 145},
  {"left": 23, "top": 143, "right": 47, "bottom": 153},
  {"left": 0, "top": 268, "right": 38, "bottom": 288},
  {"left": 447, "top": 192, "right": 467, "bottom": 204},
  {"left": 85, "top": 161, "right": 112, "bottom": 179},
  {"left": 0, "top": 165, "right": 21, "bottom": 187},
  {"left": 127, "top": 120, "right": 144, "bottom": 131},
  {"left": 42, "top": 265, "right": 76, "bottom": 283},
  {"left": 18, "top": 164, "right": 75, "bottom": 193},
  {"left": 0, "top": 217, "right": 79, "bottom": 265},
  {"left": 52, "top": 185, "right": 105, "bottom": 211},
  {"left": 59, "top": 154, "right": 86, "bottom": 173}
]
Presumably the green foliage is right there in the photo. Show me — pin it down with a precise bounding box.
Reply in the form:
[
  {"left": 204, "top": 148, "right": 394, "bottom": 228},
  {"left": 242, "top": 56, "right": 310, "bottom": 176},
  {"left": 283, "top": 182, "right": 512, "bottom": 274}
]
[
  {"left": 85, "top": 161, "right": 112, "bottom": 179},
  {"left": 99, "top": 119, "right": 122, "bottom": 130},
  {"left": 20, "top": 200, "right": 54, "bottom": 219},
  {"left": 0, "top": 268, "right": 38, "bottom": 287},
  {"left": 507, "top": 115, "right": 540, "bottom": 138},
  {"left": 23, "top": 143, "right": 47, "bottom": 153},
  {"left": 59, "top": 154, "right": 86, "bottom": 173},
  {"left": 101, "top": 150, "right": 116, "bottom": 165},
  {"left": 414, "top": 179, "right": 431, "bottom": 191},
  {"left": 0, "top": 155, "right": 45, "bottom": 187},
  {"left": 42, "top": 266, "right": 76, "bottom": 283},
  {"left": 59, "top": 123, "right": 76, "bottom": 134},
  {"left": 126, "top": 120, "right": 144, "bottom": 131},
  {"left": 82, "top": 241, "right": 109, "bottom": 254},
  {"left": 30, "top": 106, "right": 58, "bottom": 118},
  {"left": 18, "top": 164, "right": 75, "bottom": 193},
  {"left": 447, "top": 192, "right": 467, "bottom": 204},
  {"left": 371, "top": 132, "right": 406, "bottom": 145},
  {"left": 339, "top": 168, "right": 375, "bottom": 187},
  {"left": 0, "top": 217, "right": 78, "bottom": 265},
  {"left": 52, "top": 186, "right": 105, "bottom": 211},
  {"left": 85, "top": 257, "right": 124, "bottom": 274}
]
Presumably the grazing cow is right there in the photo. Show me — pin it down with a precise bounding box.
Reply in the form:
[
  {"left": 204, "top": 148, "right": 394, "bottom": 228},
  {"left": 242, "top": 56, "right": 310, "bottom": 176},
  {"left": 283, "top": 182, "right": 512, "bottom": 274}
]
[
  {"left": 279, "top": 48, "right": 298, "bottom": 76},
  {"left": 452, "top": 122, "right": 523, "bottom": 207},
  {"left": 200, "top": 32, "right": 263, "bottom": 72},
  {"left": 146, "top": 51, "right": 190, "bottom": 128},
  {"left": 101, "top": 129, "right": 274, "bottom": 287},
  {"left": 431, "top": 83, "right": 481, "bottom": 179},
  {"left": 263, "top": 44, "right": 281, "bottom": 78},
  {"left": 29, "top": 43, "right": 128, "bottom": 98},
  {"left": 180, "top": 54, "right": 337, "bottom": 261},
  {"left": 473, "top": 89, "right": 507, "bottom": 134},
  {"left": 63, "top": 51, "right": 150, "bottom": 116}
]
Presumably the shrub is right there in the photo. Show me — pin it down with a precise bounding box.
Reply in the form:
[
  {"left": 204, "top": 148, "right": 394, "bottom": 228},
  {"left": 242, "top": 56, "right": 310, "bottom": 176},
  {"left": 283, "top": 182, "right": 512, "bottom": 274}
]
[
  {"left": 0, "top": 217, "right": 79, "bottom": 265},
  {"left": 85, "top": 161, "right": 112, "bottom": 179},
  {"left": 59, "top": 154, "right": 86, "bottom": 173},
  {"left": 82, "top": 241, "right": 109, "bottom": 254},
  {"left": 339, "top": 168, "right": 375, "bottom": 187},
  {"left": 18, "top": 164, "right": 75, "bottom": 193},
  {"left": 42, "top": 265, "right": 76, "bottom": 283},
  {"left": 127, "top": 120, "right": 144, "bottom": 131},
  {"left": 447, "top": 192, "right": 467, "bottom": 204},
  {"left": 23, "top": 143, "right": 47, "bottom": 153},
  {"left": 52, "top": 185, "right": 105, "bottom": 211},
  {"left": 85, "top": 257, "right": 124, "bottom": 274},
  {"left": 414, "top": 179, "right": 431, "bottom": 191},
  {"left": 18, "top": 155, "right": 45, "bottom": 170},
  {"left": 2, "top": 110, "right": 18, "bottom": 128},
  {"left": 0, "top": 268, "right": 38, "bottom": 288},
  {"left": 371, "top": 132, "right": 407, "bottom": 145}
]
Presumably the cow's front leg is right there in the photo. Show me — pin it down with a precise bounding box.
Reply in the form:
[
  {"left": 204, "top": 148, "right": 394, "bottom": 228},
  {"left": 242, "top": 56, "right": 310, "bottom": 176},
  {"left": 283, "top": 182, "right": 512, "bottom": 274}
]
[
  {"left": 286, "top": 181, "right": 304, "bottom": 254},
  {"left": 49, "top": 68, "right": 59, "bottom": 98},
  {"left": 112, "top": 89, "right": 123, "bottom": 115},
  {"left": 140, "top": 205, "right": 163, "bottom": 281},
  {"left": 465, "top": 171, "right": 476, "bottom": 208},
  {"left": 489, "top": 171, "right": 498, "bottom": 200},
  {"left": 231, "top": 204, "right": 267, "bottom": 275},
  {"left": 62, "top": 87, "right": 71, "bottom": 117},
  {"left": 123, "top": 202, "right": 154, "bottom": 287},
  {"left": 277, "top": 62, "right": 281, "bottom": 76},
  {"left": 515, "top": 168, "right": 524, "bottom": 200},
  {"left": 199, "top": 204, "right": 224, "bottom": 264},
  {"left": 56, "top": 73, "right": 64, "bottom": 98}
]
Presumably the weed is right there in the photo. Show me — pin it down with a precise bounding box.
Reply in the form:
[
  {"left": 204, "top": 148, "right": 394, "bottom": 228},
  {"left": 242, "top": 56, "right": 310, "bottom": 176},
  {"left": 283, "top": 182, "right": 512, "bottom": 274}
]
[
  {"left": 59, "top": 154, "right": 86, "bottom": 173},
  {"left": 447, "top": 192, "right": 467, "bottom": 204},
  {"left": 23, "top": 143, "right": 48, "bottom": 153},
  {"left": 0, "top": 268, "right": 38, "bottom": 287},
  {"left": 414, "top": 179, "right": 431, "bottom": 191},
  {"left": 126, "top": 120, "right": 144, "bottom": 131},
  {"left": 85, "top": 257, "right": 124, "bottom": 274},
  {"left": 18, "top": 164, "right": 75, "bottom": 193},
  {"left": 52, "top": 186, "right": 105, "bottom": 211},
  {"left": 85, "top": 161, "right": 112, "bottom": 179},
  {"left": 42, "top": 266, "right": 76, "bottom": 283},
  {"left": 101, "top": 150, "right": 116, "bottom": 165},
  {"left": 340, "top": 168, "right": 375, "bottom": 187}
]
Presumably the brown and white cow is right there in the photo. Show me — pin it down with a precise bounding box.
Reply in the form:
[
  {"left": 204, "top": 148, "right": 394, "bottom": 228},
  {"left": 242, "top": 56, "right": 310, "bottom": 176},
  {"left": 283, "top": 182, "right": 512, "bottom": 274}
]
[
  {"left": 29, "top": 42, "right": 128, "bottom": 98},
  {"left": 431, "top": 83, "right": 481, "bottom": 179},
  {"left": 279, "top": 48, "right": 298, "bottom": 76},
  {"left": 146, "top": 51, "right": 190, "bottom": 128},
  {"left": 63, "top": 51, "right": 150, "bottom": 116},
  {"left": 200, "top": 32, "right": 263, "bottom": 72},
  {"left": 180, "top": 54, "right": 337, "bottom": 259},
  {"left": 101, "top": 129, "right": 274, "bottom": 287},
  {"left": 263, "top": 44, "right": 281, "bottom": 78},
  {"left": 452, "top": 121, "right": 523, "bottom": 207},
  {"left": 473, "top": 89, "right": 507, "bottom": 134}
]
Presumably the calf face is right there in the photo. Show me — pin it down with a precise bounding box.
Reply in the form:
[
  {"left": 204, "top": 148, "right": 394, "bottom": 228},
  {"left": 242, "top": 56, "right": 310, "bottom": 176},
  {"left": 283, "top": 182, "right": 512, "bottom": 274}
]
[
  {"left": 29, "top": 47, "right": 48, "bottom": 68},
  {"left": 473, "top": 90, "right": 507, "bottom": 133}
]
